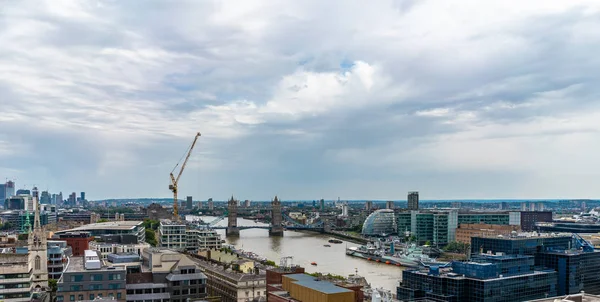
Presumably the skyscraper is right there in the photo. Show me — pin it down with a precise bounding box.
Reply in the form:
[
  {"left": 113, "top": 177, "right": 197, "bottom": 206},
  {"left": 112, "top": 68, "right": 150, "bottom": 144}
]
[
  {"left": 0, "top": 183, "right": 5, "bottom": 202},
  {"left": 5, "top": 180, "right": 15, "bottom": 198},
  {"left": 69, "top": 192, "right": 76, "bottom": 205},
  {"left": 186, "top": 196, "right": 193, "bottom": 210},
  {"left": 40, "top": 191, "right": 51, "bottom": 204},
  {"left": 80, "top": 192, "right": 85, "bottom": 201},
  {"left": 32, "top": 186, "right": 39, "bottom": 199},
  {"left": 386, "top": 200, "right": 394, "bottom": 210},
  {"left": 57, "top": 192, "right": 63, "bottom": 205},
  {"left": 408, "top": 191, "right": 419, "bottom": 210},
  {"left": 320, "top": 199, "right": 325, "bottom": 210}
]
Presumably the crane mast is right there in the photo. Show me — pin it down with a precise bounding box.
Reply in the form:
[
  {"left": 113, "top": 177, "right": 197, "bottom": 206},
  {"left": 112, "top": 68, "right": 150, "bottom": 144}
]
[{"left": 169, "top": 132, "right": 201, "bottom": 221}]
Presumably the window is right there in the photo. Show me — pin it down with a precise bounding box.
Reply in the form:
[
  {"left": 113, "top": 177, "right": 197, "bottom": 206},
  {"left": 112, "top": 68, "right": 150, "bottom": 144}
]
[
  {"left": 190, "top": 289, "right": 197, "bottom": 294},
  {"left": 245, "top": 291, "right": 249, "bottom": 297},
  {"left": 173, "top": 290, "right": 180, "bottom": 296},
  {"left": 182, "top": 289, "right": 188, "bottom": 295},
  {"left": 110, "top": 284, "right": 121, "bottom": 290},
  {"left": 57, "top": 296, "right": 64, "bottom": 302},
  {"left": 90, "top": 295, "right": 94, "bottom": 300},
  {"left": 70, "top": 275, "right": 83, "bottom": 282},
  {"left": 190, "top": 280, "right": 197, "bottom": 285},
  {"left": 70, "top": 295, "right": 75, "bottom": 301},
  {"left": 117, "top": 293, "right": 122, "bottom": 299},
  {"left": 78, "top": 295, "right": 83, "bottom": 300},
  {"left": 35, "top": 256, "right": 41, "bottom": 270},
  {"left": 173, "top": 281, "right": 180, "bottom": 286},
  {"left": 91, "top": 274, "right": 103, "bottom": 281}
]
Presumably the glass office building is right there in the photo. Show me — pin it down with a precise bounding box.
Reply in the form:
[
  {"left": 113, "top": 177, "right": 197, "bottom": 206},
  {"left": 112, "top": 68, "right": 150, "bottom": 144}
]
[
  {"left": 470, "top": 235, "right": 572, "bottom": 256},
  {"left": 398, "top": 254, "right": 557, "bottom": 302},
  {"left": 362, "top": 209, "right": 397, "bottom": 236},
  {"left": 536, "top": 250, "right": 600, "bottom": 295}
]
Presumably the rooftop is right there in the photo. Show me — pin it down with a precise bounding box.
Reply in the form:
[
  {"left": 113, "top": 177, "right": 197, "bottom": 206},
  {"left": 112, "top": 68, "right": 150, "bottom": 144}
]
[
  {"left": 56, "top": 221, "right": 143, "bottom": 233},
  {"left": 160, "top": 219, "right": 186, "bottom": 226},
  {"left": 527, "top": 293, "right": 600, "bottom": 302},
  {"left": 65, "top": 256, "right": 126, "bottom": 273},
  {"left": 191, "top": 257, "right": 266, "bottom": 282},
  {"left": 285, "top": 274, "right": 353, "bottom": 294}
]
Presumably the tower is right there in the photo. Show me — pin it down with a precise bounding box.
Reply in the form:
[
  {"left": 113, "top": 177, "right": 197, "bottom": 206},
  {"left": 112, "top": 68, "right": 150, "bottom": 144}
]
[
  {"left": 226, "top": 196, "right": 239, "bottom": 236},
  {"left": 29, "top": 198, "right": 48, "bottom": 289},
  {"left": 408, "top": 192, "right": 419, "bottom": 210},
  {"left": 269, "top": 196, "right": 284, "bottom": 236}
]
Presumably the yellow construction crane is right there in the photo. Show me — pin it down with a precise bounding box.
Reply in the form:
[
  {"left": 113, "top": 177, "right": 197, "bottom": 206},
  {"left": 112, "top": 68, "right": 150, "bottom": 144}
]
[{"left": 169, "top": 132, "right": 201, "bottom": 221}]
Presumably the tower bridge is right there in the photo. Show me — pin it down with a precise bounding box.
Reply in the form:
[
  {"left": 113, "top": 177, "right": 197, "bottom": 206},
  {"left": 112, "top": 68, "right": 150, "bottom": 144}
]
[{"left": 199, "top": 196, "right": 330, "bottom": 236}]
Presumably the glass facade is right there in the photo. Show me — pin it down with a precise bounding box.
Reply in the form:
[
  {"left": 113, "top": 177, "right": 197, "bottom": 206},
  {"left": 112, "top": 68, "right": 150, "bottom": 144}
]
[
  {"left": 470, "top": 236, "right": 572, "bottom": 256},
  {"left": 536, "top": 251, "right": 600, "bottom": 295},
  {"left": 361, "top": 209, "right": 396, "bottom": 236},
  {"left": 396, "top": 210, "right": 458, "bottom": 245},
  {"left": 398, "top": 254, "right": 557, "bottom": 302},
  {"left": 458, "top": 213, "right": 510, "bottom": 225}
]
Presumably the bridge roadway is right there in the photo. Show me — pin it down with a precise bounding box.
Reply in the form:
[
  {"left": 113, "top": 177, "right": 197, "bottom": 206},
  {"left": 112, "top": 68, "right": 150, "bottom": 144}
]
[{"left": 210, "top": 225, "right": 324, "bottom": 231}]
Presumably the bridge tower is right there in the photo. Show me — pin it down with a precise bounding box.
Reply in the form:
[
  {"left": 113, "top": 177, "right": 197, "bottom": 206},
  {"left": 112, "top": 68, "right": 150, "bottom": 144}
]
[
  {"left": 226, "top": 196, "right": 240, "bottom": 236},
  {"left": 269, "top": 196, "right": 284, "bottom": 236}
]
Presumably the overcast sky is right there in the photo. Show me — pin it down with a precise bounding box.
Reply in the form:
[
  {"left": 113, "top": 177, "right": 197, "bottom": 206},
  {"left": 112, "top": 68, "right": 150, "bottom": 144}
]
[{"left": 1, "top": 0, "right": 600, "bottom": 201}]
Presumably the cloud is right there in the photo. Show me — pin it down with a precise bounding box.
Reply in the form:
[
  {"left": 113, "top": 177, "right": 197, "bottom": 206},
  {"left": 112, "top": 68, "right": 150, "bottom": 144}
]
[{"left": 1, "top": 0, "right": 600, "bottom": 199}]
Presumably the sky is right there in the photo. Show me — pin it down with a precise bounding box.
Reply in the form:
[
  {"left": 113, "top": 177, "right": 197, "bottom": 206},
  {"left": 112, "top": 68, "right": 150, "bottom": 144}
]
[{"left": 1, "top": 0, "right": 600, "bottom": 201}]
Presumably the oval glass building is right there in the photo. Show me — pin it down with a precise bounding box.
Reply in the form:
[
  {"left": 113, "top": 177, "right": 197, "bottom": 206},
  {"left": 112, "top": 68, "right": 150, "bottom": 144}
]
[{"left": 362, "top": 209, "right": 397, "bottom": 236}]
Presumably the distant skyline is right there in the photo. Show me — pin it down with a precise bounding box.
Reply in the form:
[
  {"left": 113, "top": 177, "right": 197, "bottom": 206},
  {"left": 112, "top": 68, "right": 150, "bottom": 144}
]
[{"left": 2, "top": 1, "right": 600, "bottom": 200}]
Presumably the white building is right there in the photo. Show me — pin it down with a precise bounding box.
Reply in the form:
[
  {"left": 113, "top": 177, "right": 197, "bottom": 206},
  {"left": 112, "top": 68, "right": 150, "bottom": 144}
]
[
  {"left": 88, "top": 241, "right": 151, "bottom": 260},
  {"left": 159, "top": 220, "right": 222, "bottom": 252}
]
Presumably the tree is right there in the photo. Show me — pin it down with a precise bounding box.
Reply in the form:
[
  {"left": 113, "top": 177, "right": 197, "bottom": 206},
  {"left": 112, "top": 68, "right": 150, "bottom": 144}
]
[
  {"left": 145, "top": 229, "right": 157, "bottom": 247},
  {"left": 142, "top": 219, "right": 160, "bottom": 231},
  {"left": 424, "top": 240, "right": 432, "bottom": 246},
  {"left": 48, "top": 279, "right": 58, "bottom": 292},
  {"left": 97, "top": 218, "right": 109, "bottom": 223}
]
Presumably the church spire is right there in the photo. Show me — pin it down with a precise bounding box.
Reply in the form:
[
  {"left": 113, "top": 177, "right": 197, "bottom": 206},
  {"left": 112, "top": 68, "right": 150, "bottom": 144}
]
[{"left": 34, "top": 197, "right": 41, "bottom": 231}]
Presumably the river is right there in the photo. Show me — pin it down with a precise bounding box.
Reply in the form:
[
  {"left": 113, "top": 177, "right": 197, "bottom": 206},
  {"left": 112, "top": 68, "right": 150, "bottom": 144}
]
[{"left": 186, "top": 215, "right": 403, "bottom": 293}]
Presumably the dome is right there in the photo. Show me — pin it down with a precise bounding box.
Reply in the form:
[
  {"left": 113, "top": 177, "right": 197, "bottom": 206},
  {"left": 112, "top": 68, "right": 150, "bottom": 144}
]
[{"left": 362, "top": 209, "right": 396, "bottom": 236}]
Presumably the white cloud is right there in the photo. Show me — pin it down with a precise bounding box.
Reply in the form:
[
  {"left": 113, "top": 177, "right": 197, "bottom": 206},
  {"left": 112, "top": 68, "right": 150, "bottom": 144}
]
[{"left": 1, "top": 0, "right": 600, "bottom": 199}]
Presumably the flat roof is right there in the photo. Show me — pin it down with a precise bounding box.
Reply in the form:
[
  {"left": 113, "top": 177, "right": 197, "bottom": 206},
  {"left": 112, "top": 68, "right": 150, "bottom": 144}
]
[
  {"left": 527, "top": 293, "right": 600, "bottom": 301},
  {"left": 56, "top": 221, "right": 143, "bottom": 233},
  {"left": 285, "top": 274, "right": 352, "bottom": 294},
  {"left": 65, "top": 257, "right": 126, "bottom": 273}
]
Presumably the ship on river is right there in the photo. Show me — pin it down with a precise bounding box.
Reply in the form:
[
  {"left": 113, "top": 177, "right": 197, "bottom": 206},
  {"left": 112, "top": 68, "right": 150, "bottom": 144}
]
[{"left": 345, "top": 242, "right": 448, "bottom": 268}]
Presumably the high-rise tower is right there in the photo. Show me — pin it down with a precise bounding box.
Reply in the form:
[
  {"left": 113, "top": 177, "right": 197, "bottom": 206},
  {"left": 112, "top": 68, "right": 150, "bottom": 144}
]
[{"left": 408, "top": 191, "right": 419, "bottom": 211}]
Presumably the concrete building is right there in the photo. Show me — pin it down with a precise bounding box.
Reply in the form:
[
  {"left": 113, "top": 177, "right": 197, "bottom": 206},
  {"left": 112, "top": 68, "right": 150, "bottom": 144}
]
[
  {"left": 54, "top": 221, "right": 146, "bottom": 243},
  {"left": 396, "top": 210, "right": 458, "bottom": 245},
  {"left": 385, "top": 201, "right": 394, "bottom": 210},
  {"left": 186, "top": 228, "right": 222, "bottom": 253},
  {"left": 126, "top": 249, "right": 208, "bottom": 302},
  {"left": 408, "top": 191, "right": 419, "bottom": 211},
  {"left": 208, "top": 198, "right": 214, "bottom": 211},
  {"left": 320, "top": 199, "right": 325, "bottom": 211},
  {"left": 365, "top": 201, "right": 373, "bottom": 211},
  {"left": 158, "top": 220, "right": 187, "bottom": 250},
  {"left": 455, "top": 223, "right": 521, "bottom": 244},
  {"left": 0, "top": 251, "right": 33, "bottom": 301},
  {"left": 191, "top": 255, "right": 267, "bottom": 302},
  {"left": 56, "top": 251, "right": 127, "bottom": 302},
  {"left": 88, "top": 241, "right": 150, "bottom": 260}
]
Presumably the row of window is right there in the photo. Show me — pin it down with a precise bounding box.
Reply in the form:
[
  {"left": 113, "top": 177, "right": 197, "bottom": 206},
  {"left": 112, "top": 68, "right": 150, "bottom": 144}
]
[
  {"left": 0, "top": 273, "right": 28, "bottom": 279},
  {"left": 0, "top": 282, "right": 30, "bottom": 289},
  {"left": 68, "top": 273, "right": 123, "bottom": 282},
  {"left": 57, "top": 292, "right": 122, "bottom": 301},
  {"left": 68, "top": 283, "right": 122, "bottom": 291}
]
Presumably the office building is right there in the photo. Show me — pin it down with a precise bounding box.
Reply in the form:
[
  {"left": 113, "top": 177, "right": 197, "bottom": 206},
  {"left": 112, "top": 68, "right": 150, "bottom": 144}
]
[
  {"left": 80, "top": 192, "right": 85, "bottom": 201},
  {"left": 0, "top": 183, "right": 5, "bottom": 202},
  {"left": 126, "top": 249, "right": 207, "bottom": 302},
  {"left": 458, "top": 212, "right": 512, "bottom": 225},
  {"left": 386, "top": 201, "right": 394, "bottom": 210},
  {"left": 192, "top": 255, "right": 266, "bottom": 302},
  {"left": 40, "top": 191, "right": 50, "bottom": 204},
  {"left": 56, "top": 250, "right": 127, "bottom": 302},
  {"left": 88, "top": 241, "right": 150, "bottom": 260},
  {"left": 55, "top": 232, "right": 94, "bottom": 256},
  {"left": 507, "top": 211, "right": 553, "bottom": 231},
  {"left": 0, "top": 251, "right": 33, "bottom": 301},
  {"left": 408, "top": 191, "right": 419, "bottom": 210},
  {"left": 207, "top": 198, "right": 214, "bottom": 211},
  {"left": 4, "top": 196, "right": 25, "bottom": 210},
  {"left": 158, "top": 220, "right": 187, "bottom": 250},
  {"left": 0, "top": 210, "right": 50, "bottom": 231},
  {"left": 32, "top": 187, "right": 39, "bottom": 199},
  {"left": 47, "top": 240, "right": 73, "bottom": 280},
  {"left": 186, "top": 229, "right": 222, "bottom": 253},
  {"left": 471, "top": 234, "right": 572, "bottom": 256},
  {"left": 5, "top": 181, "right": 15, "bottom": 198},
  {"left": 320, "top": 199, "right": 325, "bottom": 210},
  {"left": 455, "top": 223, "right": 521, "bottom": 244},
  {"left": 68, "top": 192, "right": 76, "bottom": 205},
  {"left": 536, "top": 249, "right": 600, "bottom": 295},
  {"left": 396, "top": 210, "right": 458, "bottom": 245},
  {"left": 54, "top": 221, "right": 146, "bottom": 243},
  {"left": 57, "top": 192, "right": 63, "bottom": 204},
  {"left": 186, "top": 196, "right": 193, "bottom": 210},
  {"left": 527, "top": 293, "right": 600, "bottom": 301},
  {"left": 398, "top": 254, "right": 557, "bottom": 302},
  {"left": 536, "top": 222, "right": 600, "bottom": 233},
  {"left": 365, "top": 201, "right": 373, "bottom": 211},
  {"left": 362, "top": 209, "right": 397, "bottom": 237}
]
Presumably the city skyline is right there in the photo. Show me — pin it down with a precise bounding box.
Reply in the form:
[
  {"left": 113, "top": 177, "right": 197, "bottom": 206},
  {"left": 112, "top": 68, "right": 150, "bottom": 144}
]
[{"left": 2, "top": 1, "right": 600, "bottom": 200}]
